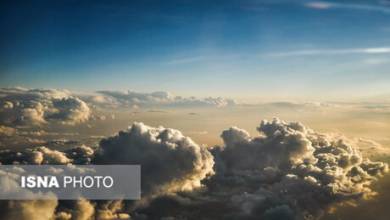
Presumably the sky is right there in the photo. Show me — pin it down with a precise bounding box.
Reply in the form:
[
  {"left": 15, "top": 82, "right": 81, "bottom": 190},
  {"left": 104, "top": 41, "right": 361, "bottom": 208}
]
[
  {"left": 1, "top": 3, "right": 390, "bottom": 218},
  {"left": 1, "top": 0, "right": 390, "bottom": 100}
]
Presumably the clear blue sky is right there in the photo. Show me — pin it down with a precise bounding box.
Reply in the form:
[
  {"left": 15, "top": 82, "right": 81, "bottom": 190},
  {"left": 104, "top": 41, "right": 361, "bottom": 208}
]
[{"left": 1, "top": 0, "right": 390, "bottom": 99}]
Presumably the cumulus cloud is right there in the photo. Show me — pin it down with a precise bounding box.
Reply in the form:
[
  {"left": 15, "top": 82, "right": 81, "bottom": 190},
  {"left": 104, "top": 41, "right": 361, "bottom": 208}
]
[
  {"left": 0, "top": 88, "right": 91, "bottom": 126},
  {"left": 56, "top": 198, "right": 95, "bottom": 220},
  {"left": 96, "top": 90, "right": 236, "bottom": 108},
  {"left": 210, "top": 118, "right": 388, "bottom": 219},
  {"left": 0, "top": 145, "right": 94, "bottom": 165},
  {"left": 218, "top": 119, "right": 316, "bottom": 171},
  {"left": 130, "top": 120, "right": 388, "bottom": 219},
  {"left": 95, "top": 200, "right": 130, "bottom": 220},
  {"left": 0, "top": 119, "right": 387, "bottom": 220},
  {"left": 94, "top": 122, "right": 215, "bottom": 196},
  {"left": 0, "top": 144, "right": 95, "bottom": 220},
  {"left": 0, "top": 166, "right": 58, "bottom": 220}
]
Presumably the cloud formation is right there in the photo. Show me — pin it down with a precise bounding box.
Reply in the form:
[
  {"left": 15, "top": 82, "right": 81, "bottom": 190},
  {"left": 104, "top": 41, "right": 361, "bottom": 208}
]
[
  {"left": 0, "top": 88, "right": 91, "bottom": 126},
  {"left": 0, "top": 145, "right": 94, "bottom": 165},
  {"left": 210, "top": 118, "right": 388, "bottom": 219},
  {"left": 0, "top": 119, "right": 387, "bottom": 219},
  {"left": 96, "top": 90, "right": 236, "bottom": 108},
  {"left": 94, "top": 122, "right": 215, "bottom": 196}
]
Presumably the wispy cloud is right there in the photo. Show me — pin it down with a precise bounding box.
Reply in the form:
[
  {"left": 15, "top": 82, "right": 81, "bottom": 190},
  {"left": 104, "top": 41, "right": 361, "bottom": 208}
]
[
  {"left": 164, "top": 56, "right": 208, "bottom": 65},
  {"left": 305, "top": 1, "right": 390, "bottom": 14},
  {"left": 267, "top": 47, "right": 390, "bottom": 57},
  {"left": 163, "top": 54, "right": 240, "bottom": 65},
  {"left": 305, "top": 1, "right": 333, "bottom": 10}
]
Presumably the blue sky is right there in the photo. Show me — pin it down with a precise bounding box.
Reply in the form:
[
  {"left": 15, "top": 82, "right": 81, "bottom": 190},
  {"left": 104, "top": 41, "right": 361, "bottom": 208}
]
[{"left": 1, "top": 0, "right": 390, "bottom": 99}]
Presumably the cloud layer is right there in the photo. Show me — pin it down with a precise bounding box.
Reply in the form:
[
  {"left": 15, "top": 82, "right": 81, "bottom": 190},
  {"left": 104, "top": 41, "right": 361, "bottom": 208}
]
[
  {"left": 95, "top": 90, "right": 236, "bottom": 108},
  {"left": 267, "top": 47, "right": 390, "bottom": 57},
  {"left": 0, "top": 119, "right": 387, "bottom": 219}
]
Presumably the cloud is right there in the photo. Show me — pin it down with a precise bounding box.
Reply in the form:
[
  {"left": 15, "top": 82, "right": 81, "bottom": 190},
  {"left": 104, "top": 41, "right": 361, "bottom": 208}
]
[
  {"left": 0, "top": 144, "right": 95, "bottom": 220},
  {"left": 164, "top": 55, "right": 208, "bottom": 65},
  {"left": 305, "top": 1, "right": 390, "bottom": 14},
  {"left": 267, "top": 47, "right": 390, "bottom": 57},
  {"left": 0, "top": 145, "right": 94, "bottom": 165},
  {"left": 0, "top": 165, "right": 58, "bottom": 220},
  {"left": 0, "top": 127, "right": 83, "bottom": 150},
  {"left": 263, "top": 204, "right": 295, "bottom": 220},
  {"left": 305, "top": 1, "right": 333, "bottom": 9},
  {"left": 353, "top": 137, "right": 390, "bottom": 159},
  {"left": 163, "top": 54, "right": 240, "bottom": 65},
  {"left": 56, "top": 198, "right": 95, "bottom": 220},
  {"left": 0, "top": 88, "right": 236, "bottom": 123},
  {"left": 94, "top": 122, "right": 215, "bottom": 197},
  {"left": 0, "top": 125, "right": 16, "bottom": 136},
  {"left": 95, "top": 200, "right": 130, "bottom": 220},
  {"left": 96, "top": 90, "right": 236, "bottom": 108},
  {"left": 0, "top": 200, "right": 58, "bottom": 220},
  {"left": 209, "top": 118, "right": 388, "bottom": 219},
  {"left": 0, "top": 119, "right": 387, "bottom": 219},
  {"left": 218, "top": 119, "right": 317, "bottom": 169},
  {"left": 0, "top": 88, "right": 91, "bottom": 126}
]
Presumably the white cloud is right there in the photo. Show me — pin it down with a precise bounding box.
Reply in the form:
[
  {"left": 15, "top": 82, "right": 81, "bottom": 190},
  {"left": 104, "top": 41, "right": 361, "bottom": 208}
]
[
  {"left": 0, "top": 88, "right": 91, "bottom": 126},
  {"left": 305, "top": 1, "right": 333, "bottom": 9},
  {"left": 96, "top": 90, "right": 236, "bottom": 108},
  {"left": 267, "top": 47, "right": 390, "bottom": 57},
  {"left": 305, "top": 1, "right": 390, "bottom": 14},
  {"left": 94, "top": 122, "right": 215, "bottom": 196}
]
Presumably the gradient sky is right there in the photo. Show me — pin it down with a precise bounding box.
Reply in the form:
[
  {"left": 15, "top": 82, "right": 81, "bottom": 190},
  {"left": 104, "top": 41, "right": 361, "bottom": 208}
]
[{"left": 1, "top": 0, "right": 390, "bottom": 99}]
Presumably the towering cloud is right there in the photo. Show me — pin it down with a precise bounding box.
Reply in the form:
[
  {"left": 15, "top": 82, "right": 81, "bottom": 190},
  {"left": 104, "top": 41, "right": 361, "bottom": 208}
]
[
  {"left": 94, "top": 122, "right": 215, "bottom": 196},
  {"left": 211, "top": 118, "right": 388, "bottom": 219}
]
